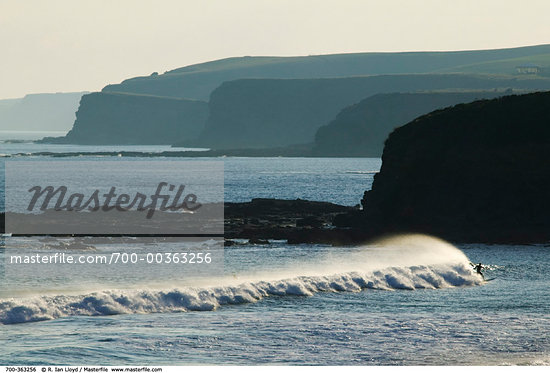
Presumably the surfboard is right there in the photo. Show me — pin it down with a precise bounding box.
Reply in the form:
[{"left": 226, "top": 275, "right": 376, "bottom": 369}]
[{"left": 484, "top": 278, "right": 496, "bottom": 282}]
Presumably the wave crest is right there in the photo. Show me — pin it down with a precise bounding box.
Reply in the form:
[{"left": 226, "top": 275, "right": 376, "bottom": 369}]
[{"left": 0, "top": 262, "right": 481, "bottom": 324}]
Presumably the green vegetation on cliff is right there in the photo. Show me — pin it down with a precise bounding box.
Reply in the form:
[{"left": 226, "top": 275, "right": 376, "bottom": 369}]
[
  {"left": 103, "top": 44, "right": 550, "bottom": 100},
  {"left": 48, "top": 45, "right": 550, "bottom": 147}
]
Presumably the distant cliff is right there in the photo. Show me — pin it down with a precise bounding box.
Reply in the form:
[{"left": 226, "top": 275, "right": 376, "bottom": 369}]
[
  {"left": 0, "top": 92, "right": 85, "bottom": 132},
  {"left": 40, "top": 92, "right": 208, "bottom": 145},
  {"left": 187, "top": 74, "right": 550, "bottom": 150},
  {"left": 102, "top": 44, "right": 550, "bottom": 100},
  {"left": 358, "top": 91, "right": 550, "bottom": 243},
  {"left": 68, "top": 45, "right": 550, "bottom": 148},
  {"left": 312, "top": 91, "right": 510, "bottom": 157}
]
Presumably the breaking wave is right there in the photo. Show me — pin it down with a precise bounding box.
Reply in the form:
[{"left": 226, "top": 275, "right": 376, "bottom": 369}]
[
  {"left": 0, "top": 265, "right": 481, "bottom": 325},
  {"left": 0, "top": 234, "right": 484, "bottom": 324}
]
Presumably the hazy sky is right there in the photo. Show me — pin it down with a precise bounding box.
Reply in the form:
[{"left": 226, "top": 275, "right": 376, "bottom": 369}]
[{"left": 1, "top": 0, "right": 550, "bottom": 99}]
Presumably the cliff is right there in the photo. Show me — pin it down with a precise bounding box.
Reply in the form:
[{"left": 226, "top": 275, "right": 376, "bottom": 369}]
[
  {"left": 0, "top": 92, "right": 85, "bottom": 132},
  {"left": 102, "top": 44, "right": 550, "bottom": 100},
  {"left": 358, "top": 91, "right": 550, "bottom": 243},
  {"left": 67, "top": 45, "right": 550, "bottom": 148},
  {"left": 40, "top": 92, "right": 208, "bottom": 145},
  {"left": 188, "top": 74, "right": 550, "bottom": 149},
  {"left": 312, "top": 91, "right": 511, "bottom": 157}
]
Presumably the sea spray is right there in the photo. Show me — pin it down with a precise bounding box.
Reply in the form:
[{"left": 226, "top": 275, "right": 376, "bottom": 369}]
[
  {"left": 246, "top": 233, "right": 475, "bottom": 281},
  {"left": 0, "top": 234, "right": 482, "bottom": 324}
]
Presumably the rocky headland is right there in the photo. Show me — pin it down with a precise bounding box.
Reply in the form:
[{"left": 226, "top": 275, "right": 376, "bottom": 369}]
[
  {"left": 38, "top": 92, "right": 208, "bottom": 145},
  {"left": 183, "top": 74, "right": 550, "bottom": 150},
  {"left": 351, "top": 91, "right": 550, "bottom": 243}
]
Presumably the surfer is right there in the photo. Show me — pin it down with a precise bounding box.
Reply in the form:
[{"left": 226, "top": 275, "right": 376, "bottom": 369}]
[{"left": 473, "top": 262, "right": 484, "bottom": 279}]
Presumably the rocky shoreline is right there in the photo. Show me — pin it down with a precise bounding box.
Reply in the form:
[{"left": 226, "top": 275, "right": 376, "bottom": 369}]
[
  {"left": 224, "top": 198, "right": 367, "bottom": 245},
  {"left": 3, "top": 192, "right": 549, "bottom": 245},
  {"left": 0, "top": 199, "right": 370, "bottom": 246}
]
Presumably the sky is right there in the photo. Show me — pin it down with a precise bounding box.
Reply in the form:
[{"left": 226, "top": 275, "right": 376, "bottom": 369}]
[{"left": 1, "top": 0, "right": 550, "bottom": 99}]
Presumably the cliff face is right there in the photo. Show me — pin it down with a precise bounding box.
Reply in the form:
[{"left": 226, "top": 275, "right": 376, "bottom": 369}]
[
  {"left": 63, "top": 45, "right": 550, "bottom": 148},
  {"left": 360, "top": 91, "right": 550, "bottom": 243},
  {"left": 45, "top": 92, "right": 208, "bottom": 145},
  {"left": 102, "top": 44, "right": 550, "bottom": 100},
  {"left": 193, "top": 74, "right": 550, "bottom": 149},
  {"left": 312, "top": 91, "right": 510, "bottom": 157}
]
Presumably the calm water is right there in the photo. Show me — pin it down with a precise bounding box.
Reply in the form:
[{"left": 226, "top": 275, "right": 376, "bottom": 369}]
[
  {"left": 0, "top": 141, "right": 380, "bottom": 208},
  {"left": 1, "top": 141, "right": 549, "bottom": 365}
]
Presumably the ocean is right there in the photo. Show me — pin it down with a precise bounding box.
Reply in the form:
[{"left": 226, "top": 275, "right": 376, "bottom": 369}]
[{"left": 1, "top": 135, "right": 549, "bottom": 365}]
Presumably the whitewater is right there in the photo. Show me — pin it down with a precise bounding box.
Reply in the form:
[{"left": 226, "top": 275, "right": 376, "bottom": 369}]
[
  {"left": 0, "top": 235, "right": 482, "bottom": 325},
  {"left": 3, "top": 235, "right": 549, "bottom": 365}
]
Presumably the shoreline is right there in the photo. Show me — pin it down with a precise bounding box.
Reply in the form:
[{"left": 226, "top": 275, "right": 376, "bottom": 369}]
[{"left": 2, "top": 198, "right": 550, "bottom": 245}]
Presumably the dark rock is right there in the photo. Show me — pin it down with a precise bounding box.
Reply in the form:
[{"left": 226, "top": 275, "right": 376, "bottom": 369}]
[
  {"left": 357, "top": 91, "right": 550, "bottom": 244},
  {"left": 224, "top": 199, "right": 357, "bottom": 243},
  {"left": 225, "top": 198, "right": 354, "bottom": 218},
  {"left": 332, "top": 210, "right": 365, "bottom": 228},
  {"left": 2, "top": 200, "right": 361, "bottom": 245},
  {"left": 296, "top": 216, "right": 324, "bottom": 228}
]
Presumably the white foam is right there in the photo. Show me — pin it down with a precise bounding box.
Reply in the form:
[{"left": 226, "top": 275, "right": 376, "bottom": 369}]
[
  {"left": 0, "top": 234, "right": 484, "bottom": 324},
  {"left": 0, "top": 263, "right": 482, "bottom": 325}
]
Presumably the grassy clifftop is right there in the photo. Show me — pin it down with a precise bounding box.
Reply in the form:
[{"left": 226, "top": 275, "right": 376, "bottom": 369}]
[{"left": 103, "top": 44, "right": 550, "bottom": 100}]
